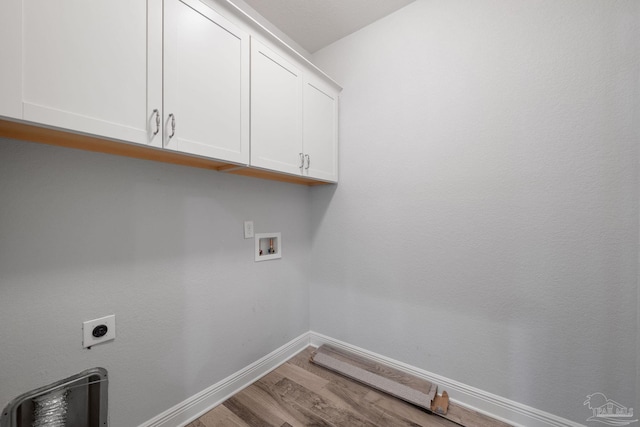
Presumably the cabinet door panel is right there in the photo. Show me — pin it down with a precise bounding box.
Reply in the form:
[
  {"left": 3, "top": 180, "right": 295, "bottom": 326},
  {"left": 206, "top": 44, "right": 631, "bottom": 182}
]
[
  {"left": 164, "top": 0, "right": 249, "bottom": 164},
  {"left": 22, "top": 0, "right": 161, "bottom": 146},
  {"left": 303, "top": 77, "right": 339, "bottom": 182},
  {"left": 0, "top": 0, "right": 21, "bottom": 119},
  {"left": 250, "top": 39, "right": 302, "bottom": 175}
]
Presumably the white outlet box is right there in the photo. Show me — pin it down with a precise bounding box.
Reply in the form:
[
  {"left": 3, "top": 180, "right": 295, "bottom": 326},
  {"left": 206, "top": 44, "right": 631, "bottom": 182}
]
[{"left": 83, "top": 315, "right": 116, "bottom": 349}]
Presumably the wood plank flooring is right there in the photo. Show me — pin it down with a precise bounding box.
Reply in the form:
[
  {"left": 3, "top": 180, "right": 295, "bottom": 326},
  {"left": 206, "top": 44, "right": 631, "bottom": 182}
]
[
  {"left": 186, "top": 347, "right": 511, "bottom": 427},
  {"left": 311, "top": 345, "right": 436, "bottom": 408}
]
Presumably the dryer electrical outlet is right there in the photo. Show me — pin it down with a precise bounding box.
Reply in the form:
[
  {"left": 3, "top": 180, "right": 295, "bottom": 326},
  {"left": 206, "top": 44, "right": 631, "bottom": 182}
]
[{"left": 83, "top": 315, "right": 116, "bottom": 349}]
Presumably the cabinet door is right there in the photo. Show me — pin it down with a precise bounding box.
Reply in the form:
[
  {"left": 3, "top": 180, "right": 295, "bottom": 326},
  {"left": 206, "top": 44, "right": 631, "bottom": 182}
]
[
  {"left": 303, "top": 76, "right": 339, "bottom": 182},
  {"left": 250, "top": 38, "right": 303, "bottom": 175},
  {"left": 21, "top": 0, "right": 163, "bottom": 147},
  {"left": 163, "top": 0, "right": 249, "bottom": 164},
  {"left": 0, "top": 0, "right": 21, "bottom": 119}
]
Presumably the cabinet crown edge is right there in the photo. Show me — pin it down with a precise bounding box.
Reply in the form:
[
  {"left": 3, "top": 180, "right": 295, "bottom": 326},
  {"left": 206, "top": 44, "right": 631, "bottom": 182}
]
[{"left": 213, "top": 0, "right": 343, "bottom": 91}]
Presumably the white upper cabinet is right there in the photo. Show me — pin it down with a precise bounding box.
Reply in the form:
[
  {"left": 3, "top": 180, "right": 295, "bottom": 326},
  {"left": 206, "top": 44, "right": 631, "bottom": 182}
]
[
  {"left": 0, "top": 0, "right": 338, "bottom": 184},
  {"left": 250, "top": 38, "right": 339, "bottom": 183},
  {"left": 250, "top": 38, "right": 303, "bottom": 176},
  {"left": 303, "top": 76, "right": 339, "bottom": 182},
  {"left": 163, "top": 0, "right": 249, "bottom": 164},
  {"left": 19, "top": 0, "right": 163, "bottom": 147},
  {"left": 2, "top": 0, "right": 249, "bottom": 163}
]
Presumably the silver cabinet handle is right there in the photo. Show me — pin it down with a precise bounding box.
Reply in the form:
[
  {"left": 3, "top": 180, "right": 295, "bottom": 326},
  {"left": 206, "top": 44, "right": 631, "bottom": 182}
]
[
  {"left": 168, "top": 114, "right": 176, "bottom": 139},
  {"left": 152, "top": 109, "right": 160, "bottom": 136},
  {"left": 299, "top": 153, "right": 304, "bottom": 168},
  {"left": 304, "top": 154, "right": 310, "bottom": 170}
]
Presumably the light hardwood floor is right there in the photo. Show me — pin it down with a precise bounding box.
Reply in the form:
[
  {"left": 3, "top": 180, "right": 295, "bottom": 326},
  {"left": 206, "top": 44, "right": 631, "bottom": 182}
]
[{"left": 186, "top": 347, "right": 511, "bottom": 427}]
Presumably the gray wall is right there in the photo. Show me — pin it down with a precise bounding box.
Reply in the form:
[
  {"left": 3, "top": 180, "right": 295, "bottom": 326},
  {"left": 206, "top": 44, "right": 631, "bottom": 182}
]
[
  {"left": 0, "top": 139, "right": 311, "bottom": 426},
  {"left": 310, "top": 0, "right": 639, "bottom": 423}
]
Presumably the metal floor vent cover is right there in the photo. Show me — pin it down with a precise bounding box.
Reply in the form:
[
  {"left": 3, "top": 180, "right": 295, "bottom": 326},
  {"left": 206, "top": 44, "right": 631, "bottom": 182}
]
[{"left": 1, "top": 367, "right": 108, "bottom": 427}]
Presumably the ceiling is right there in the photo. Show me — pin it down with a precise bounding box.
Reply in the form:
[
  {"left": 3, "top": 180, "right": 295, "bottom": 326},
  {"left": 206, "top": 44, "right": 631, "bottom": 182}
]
[{"left": 241, "top": 0, "right": 416, "bottom": 53}]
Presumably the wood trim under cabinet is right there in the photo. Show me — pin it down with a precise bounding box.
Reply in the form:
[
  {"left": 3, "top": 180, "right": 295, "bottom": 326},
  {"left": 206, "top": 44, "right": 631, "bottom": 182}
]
[
  {"left": 0, "top": 118, "right": 333, "bottom": 186},
  {"left": 224, "top": 165, "right": 331, "bottom": 186}
]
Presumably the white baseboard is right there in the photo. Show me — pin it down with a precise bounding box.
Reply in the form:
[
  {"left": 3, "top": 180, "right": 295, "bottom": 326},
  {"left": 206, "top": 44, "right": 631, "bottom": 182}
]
[
  {"left": 137, "top": 332, "right": 311, "bottom": 427},
  {"left": 309, "top": 331, "right": 585, "bottom": 427},
  {"left": 139, "top": 331, "right": 584, "bottom": 427}
]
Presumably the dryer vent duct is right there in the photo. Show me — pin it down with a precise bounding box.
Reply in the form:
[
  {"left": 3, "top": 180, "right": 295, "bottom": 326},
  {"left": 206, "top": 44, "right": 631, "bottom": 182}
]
[{"left": 1, "top": 368, "right": 108, "bottom": 427}]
